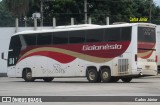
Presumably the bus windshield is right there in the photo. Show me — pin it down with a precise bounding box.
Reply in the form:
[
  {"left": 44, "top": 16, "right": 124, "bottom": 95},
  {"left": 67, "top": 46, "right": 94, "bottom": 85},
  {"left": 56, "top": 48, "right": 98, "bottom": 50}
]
[{"left": 8, "top": 35, "right": 22, "bottom": 66}]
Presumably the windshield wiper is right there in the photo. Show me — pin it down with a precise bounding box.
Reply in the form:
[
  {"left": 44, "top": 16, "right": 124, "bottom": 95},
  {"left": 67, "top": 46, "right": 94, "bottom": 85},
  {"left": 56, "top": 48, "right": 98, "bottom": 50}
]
[{"left": 138, "top": 48, "right": 156, "bottom": 51}]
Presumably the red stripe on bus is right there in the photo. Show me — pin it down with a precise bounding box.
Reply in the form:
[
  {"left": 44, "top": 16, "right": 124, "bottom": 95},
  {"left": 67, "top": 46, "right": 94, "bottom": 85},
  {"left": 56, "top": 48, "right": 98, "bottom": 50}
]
[
  {"left": 18, "top": 51, "right": 76, "bottom": 64},
  {"left": 20, "top": 41, "right": 131, "bottom": 59},
  {"left": 140, "top": 51, "right": 153, "bottom": 59}
]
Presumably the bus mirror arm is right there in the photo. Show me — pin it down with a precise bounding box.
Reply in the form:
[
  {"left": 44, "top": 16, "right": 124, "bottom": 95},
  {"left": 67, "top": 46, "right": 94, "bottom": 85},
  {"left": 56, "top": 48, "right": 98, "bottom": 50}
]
[
  {"left": 1, "top": 52, "right": 7, "bottom": 60},
  {"left": 9, "top": 49, "right": 13, "bottom": 52}
]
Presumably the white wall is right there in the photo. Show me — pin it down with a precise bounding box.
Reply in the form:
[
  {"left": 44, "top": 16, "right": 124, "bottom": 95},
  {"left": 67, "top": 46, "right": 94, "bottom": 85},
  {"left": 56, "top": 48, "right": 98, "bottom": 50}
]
[
  {"left": 0, "top": 27, "right": 53, "bottom": 73},
  {"left": 0, "top": 28, "right": 14, "bottom": 73}
]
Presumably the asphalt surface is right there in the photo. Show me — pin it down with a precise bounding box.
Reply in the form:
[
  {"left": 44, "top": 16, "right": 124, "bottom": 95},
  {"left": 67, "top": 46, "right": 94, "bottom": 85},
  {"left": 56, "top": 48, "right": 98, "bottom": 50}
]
[{"left": 0, "top": 75, "right": 160, "bottom": 105}]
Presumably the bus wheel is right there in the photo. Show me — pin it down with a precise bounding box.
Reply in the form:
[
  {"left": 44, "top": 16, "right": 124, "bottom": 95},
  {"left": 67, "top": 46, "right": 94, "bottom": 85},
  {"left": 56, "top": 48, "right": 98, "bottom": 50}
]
[
  {"left": 23, "top": 69, "right": 35, "bottom": 82},
  {"left": 43, "top": 77, "right": 54, "bottom": 82},
  {"left": 87, "top": 68, "right": 98, "bottom": 83},
  {"left": 121, "top": 78, "right": 132, "bottom": 83},
  {"left": 100, "top": 68, "right": 111, "bottom": 83},
  {"left": 110, "top": 77, "right": 119, "bottom": 82}
]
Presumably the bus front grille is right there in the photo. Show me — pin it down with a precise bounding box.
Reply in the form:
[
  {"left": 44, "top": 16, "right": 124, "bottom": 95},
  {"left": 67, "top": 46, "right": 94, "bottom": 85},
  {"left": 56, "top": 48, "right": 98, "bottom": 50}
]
[{"left": 118, "top": 59, "right": 129, "bottom": 74}]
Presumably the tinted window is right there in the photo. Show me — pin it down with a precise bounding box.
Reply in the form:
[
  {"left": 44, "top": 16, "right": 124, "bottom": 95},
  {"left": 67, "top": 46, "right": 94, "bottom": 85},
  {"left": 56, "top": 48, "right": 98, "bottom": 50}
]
[
  {"left": 138, "top": 27, "right": 155, "bottom": 42},
  {"left": 9, "top": 35, "right": 21, "bottom": 50},
  {"left": 105, "top": 28, "right": 120, "bottom": 41},
  {"left": 37, "top": 33, "right": 52, "bottom": 45},
  {"left": 8, "top": 35, "right": 22, "bottom": 66},
  {"left": 69, "top": 30, "right": 85, "bottom": 43},
  {"left": 86, "top": 29, "right": 103, "bottom": 42},
  {"left": 52, "top": 31, "right": 68, "bottom": 44},
  {"left": 121, "top": 27, "right": 131, "bottom": 41},
  {"left": 23, "top": 34, "right": 36, "bottom": 46}
]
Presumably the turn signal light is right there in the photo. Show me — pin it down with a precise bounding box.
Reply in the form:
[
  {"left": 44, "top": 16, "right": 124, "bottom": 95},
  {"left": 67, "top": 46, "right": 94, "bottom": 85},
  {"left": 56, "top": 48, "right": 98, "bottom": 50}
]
[{"left": 155, "top": 55, "right": 158, "bottom": 62}]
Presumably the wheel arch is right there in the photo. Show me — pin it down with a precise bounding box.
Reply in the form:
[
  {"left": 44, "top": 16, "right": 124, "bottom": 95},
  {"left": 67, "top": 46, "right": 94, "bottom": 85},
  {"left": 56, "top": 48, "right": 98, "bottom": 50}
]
[
  {"left": 99, "top": 66, "right": 111, "bottom": 73},
  {"left": 86, "top": 66, "right": 97, "bottom": 76},
  {"left": 22, "top": 67, "right": 32, "bottom": 78}
]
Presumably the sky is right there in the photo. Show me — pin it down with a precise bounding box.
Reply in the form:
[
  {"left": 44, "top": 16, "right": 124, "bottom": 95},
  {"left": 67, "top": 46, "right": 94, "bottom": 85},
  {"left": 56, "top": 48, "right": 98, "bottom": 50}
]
[{"left": 154, "top": 0, "right": 160, "bottom": 6}]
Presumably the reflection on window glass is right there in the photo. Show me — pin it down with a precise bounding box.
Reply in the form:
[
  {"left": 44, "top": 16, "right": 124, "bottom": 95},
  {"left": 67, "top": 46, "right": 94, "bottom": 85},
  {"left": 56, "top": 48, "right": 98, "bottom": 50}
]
[{"left": 138, "top": 27, "right": 155, "bottom": 42}]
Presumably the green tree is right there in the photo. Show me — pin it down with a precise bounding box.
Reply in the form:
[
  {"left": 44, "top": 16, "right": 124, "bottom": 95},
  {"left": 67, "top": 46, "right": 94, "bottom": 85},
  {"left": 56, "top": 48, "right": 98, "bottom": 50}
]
[
  {"left": 41, "top": 0, "right": 84, "bottom": 25},
  {"left": 3, "top": 0, "right": 34, "bottom": 17},
  {"left": 0, "top": 1, "right": 14, "bottom": 27},
  {"left": 1, "top": 0, "right": 160, "bottom": 26}
]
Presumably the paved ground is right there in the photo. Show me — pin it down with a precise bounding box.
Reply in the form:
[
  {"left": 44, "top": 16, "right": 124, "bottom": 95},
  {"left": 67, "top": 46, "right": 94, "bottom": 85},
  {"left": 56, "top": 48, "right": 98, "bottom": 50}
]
[{"left": 0, "top": 75, "right": 160, "bottom": 105}]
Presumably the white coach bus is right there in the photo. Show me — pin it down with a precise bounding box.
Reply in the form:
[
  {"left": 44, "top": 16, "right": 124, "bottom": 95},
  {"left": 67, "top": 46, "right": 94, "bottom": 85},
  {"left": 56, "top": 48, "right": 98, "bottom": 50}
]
[{"left": 1, "top": 23, "right": 157, "bottom": 82}]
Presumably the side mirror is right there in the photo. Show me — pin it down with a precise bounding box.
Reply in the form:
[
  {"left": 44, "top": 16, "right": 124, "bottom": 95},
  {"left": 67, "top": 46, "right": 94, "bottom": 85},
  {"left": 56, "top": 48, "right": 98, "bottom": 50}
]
[
  {"left": 1, "top": 52, "right": 4, "bottom": 59},
  {"left": 1, "top": 52, "right": 7, "bottom": 60}
]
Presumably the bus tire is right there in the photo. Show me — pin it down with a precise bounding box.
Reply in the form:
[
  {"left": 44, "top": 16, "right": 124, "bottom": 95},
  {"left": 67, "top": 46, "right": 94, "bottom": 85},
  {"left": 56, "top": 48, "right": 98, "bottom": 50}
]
[
  {"left": 87, "top": 68, "right": 98, "bottom": 83},
  {"left": 121, "top": 78, "right": 132, "bottom": 83},
  {"left": 23, "top": 69, "right": 35, "bottom": 82},
  {"left": 100, "top": 68, "right": 111, "bottom": 83},
  {"left": 110, "top": 77, "right": 119, "bottom": 82},
  {"left": 43, "top": 77, "right": 54, "bottom": 82}
]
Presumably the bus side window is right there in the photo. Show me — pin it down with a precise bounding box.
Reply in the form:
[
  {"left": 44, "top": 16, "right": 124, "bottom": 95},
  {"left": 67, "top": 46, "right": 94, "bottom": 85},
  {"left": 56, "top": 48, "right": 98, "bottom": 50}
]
[
  {"left": 121, "top": 27, "right": 132, "bottom": 41},
  {"left": 69, "top": 30, "right": 85, "bottom": 44},
  {"left": 86, "top": 29, "right": 103, "bottom": 43},
  {"left": 23, "top": 34, "right": 36, "bottom": 46},
  {"left": 105, "top": 28, "right": 120, "bottom": 42},
  {"left": 37, "top": 33, "right": 52, "bottom": 45},
  {"left": 52, "top": 32, "right": 68, "bottom": 44}
]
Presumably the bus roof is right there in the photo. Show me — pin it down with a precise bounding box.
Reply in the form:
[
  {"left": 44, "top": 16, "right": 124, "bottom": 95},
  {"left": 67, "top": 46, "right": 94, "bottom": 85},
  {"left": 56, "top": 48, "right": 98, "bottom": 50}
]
[{"left": 14, "top": 23, "right": 156, "bottom": 36}]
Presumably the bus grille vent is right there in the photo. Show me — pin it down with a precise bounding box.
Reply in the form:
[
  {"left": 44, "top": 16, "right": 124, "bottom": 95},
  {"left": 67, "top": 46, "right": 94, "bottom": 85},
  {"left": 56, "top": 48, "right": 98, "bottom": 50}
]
[{"left": 118, "top": 59, "right": 129, "bottom": 74}]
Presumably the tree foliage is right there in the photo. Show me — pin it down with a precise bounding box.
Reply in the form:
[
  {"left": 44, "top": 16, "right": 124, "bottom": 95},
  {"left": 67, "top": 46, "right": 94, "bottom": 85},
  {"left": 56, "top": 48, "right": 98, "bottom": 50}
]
[
  {"left": 3, "top": 0, "right": 34, "bottom": 17},
  {"left": 1, "top": 0, "right": 160, "bottom": 26},
  {"left": 0, "top": 1, "right": 14, "bottom": 26}
]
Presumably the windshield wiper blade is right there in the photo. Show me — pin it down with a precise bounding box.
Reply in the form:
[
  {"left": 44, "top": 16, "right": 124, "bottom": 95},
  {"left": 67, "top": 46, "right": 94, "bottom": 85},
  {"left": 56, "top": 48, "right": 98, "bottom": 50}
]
[{"left": 138, "top": 48, "right": 156, "bottom": 51}]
